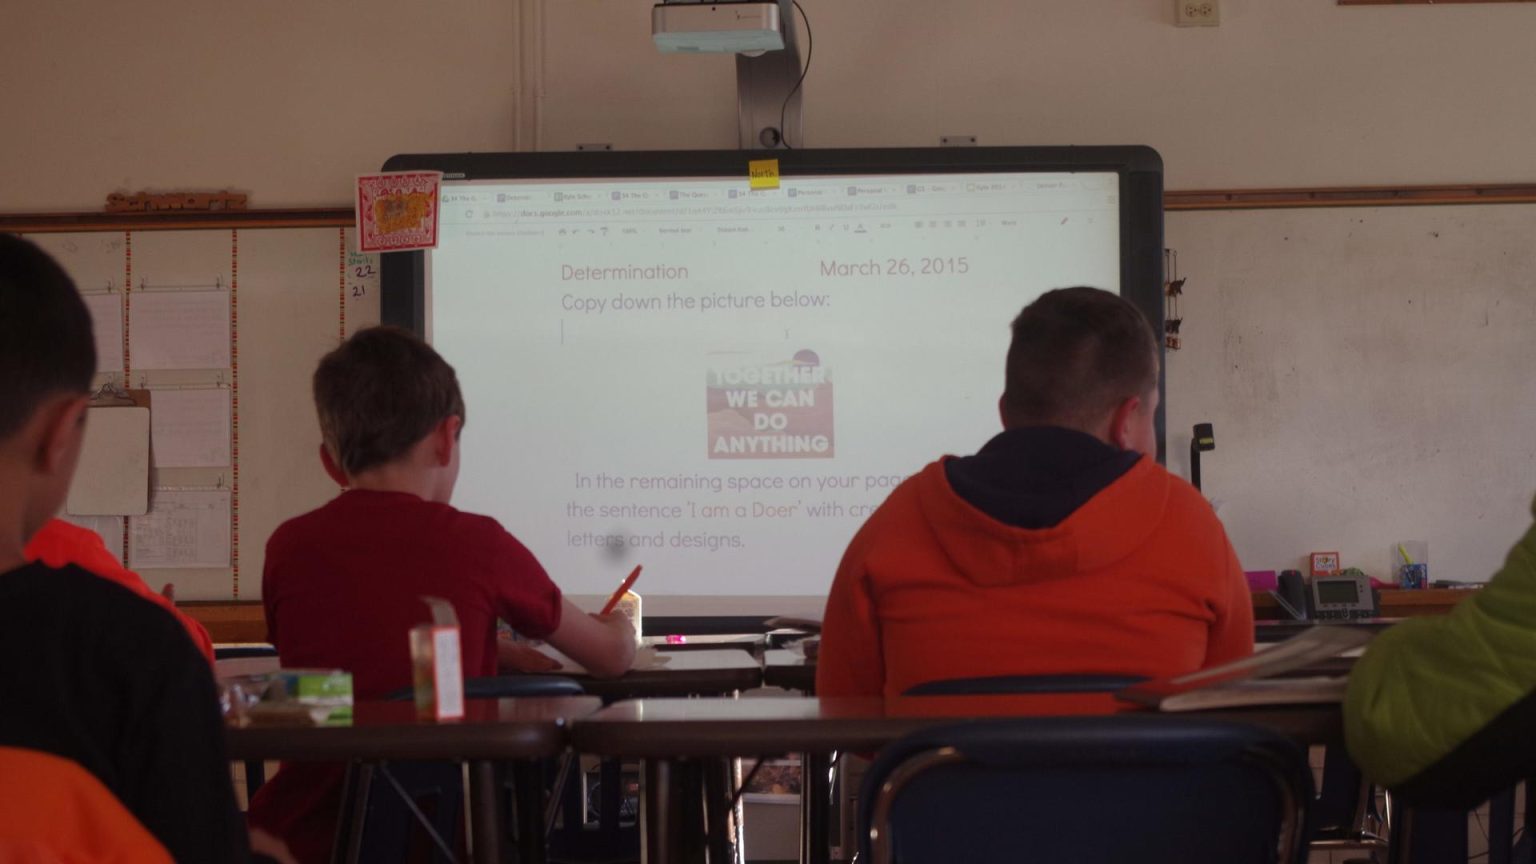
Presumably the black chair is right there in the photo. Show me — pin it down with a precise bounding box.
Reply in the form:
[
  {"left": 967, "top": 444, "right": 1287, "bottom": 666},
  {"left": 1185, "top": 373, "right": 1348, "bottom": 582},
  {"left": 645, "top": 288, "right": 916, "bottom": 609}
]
[
  {"left": 859, "top": 716, "right": 1313, "bottom": 864},
  {"left": 904, "top": 673, "right": 1387, "bottom": 860}
]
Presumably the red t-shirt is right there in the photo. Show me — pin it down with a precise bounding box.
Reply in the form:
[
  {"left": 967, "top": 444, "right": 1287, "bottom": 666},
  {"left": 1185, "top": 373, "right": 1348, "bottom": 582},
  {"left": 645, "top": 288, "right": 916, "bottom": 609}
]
[{"left": 248, "top": 489, "right": 563, "bottom": 863}]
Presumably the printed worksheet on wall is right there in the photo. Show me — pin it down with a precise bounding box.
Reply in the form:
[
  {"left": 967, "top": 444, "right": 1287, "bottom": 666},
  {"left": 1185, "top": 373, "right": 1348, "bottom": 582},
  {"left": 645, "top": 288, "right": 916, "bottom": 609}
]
[
  {"left": 129, "top": 291, "right": 231, "bottom": 370},
  {"left": 150, "top": 388, "right": 231, "bottom": 468},
  {"left": 128, "top": 489, "right": 231, "bottom": 569}
]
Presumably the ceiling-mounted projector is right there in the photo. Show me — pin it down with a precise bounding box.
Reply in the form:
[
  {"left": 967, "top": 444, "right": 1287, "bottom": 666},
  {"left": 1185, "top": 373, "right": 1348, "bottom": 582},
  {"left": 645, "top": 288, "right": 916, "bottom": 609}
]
[{"left": 652, "top": 1, "right": 784, "bottom": 54}]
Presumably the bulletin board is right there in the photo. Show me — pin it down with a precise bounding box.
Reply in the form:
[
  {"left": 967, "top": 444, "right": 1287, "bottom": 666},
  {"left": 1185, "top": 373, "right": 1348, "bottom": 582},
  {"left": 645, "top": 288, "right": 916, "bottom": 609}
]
[{"left": 13, "top": 219, "right": 379, "bottom": 601}]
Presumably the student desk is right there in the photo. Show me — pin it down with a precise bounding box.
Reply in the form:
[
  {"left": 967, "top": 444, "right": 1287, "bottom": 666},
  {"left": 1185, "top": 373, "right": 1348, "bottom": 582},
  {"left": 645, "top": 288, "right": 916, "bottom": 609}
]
[
  {"left": 225, "top": 696, "right": 602, "bottom": 864},
  {"left": 569, "top": 695, "right": 1344, "bottom": 864}
]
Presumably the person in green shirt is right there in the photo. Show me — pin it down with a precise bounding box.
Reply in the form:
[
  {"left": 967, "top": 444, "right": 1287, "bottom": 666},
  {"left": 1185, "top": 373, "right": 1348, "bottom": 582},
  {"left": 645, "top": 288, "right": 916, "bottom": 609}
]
[{"left": 1345, "top": 494, "right": 1536, "bottom": 806}]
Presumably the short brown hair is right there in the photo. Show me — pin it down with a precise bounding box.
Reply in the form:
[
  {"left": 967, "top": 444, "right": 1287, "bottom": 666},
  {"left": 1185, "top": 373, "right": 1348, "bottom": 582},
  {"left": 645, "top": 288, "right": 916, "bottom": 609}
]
[
  {"left": 313, "top": 326, "right": 465, "bottom": 476},
  {"left": 1002, "top": 286, "right": 1158, "bottom": 430},
  {"left": 0, "top": 235, "right": 95, "bottom": 439}
]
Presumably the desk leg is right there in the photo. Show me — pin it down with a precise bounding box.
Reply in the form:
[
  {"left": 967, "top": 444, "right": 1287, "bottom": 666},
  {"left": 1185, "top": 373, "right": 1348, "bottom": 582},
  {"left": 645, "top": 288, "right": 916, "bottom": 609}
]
[
  {"left": 468, "top": 761, "right": 503, "bottom": 864},
  {"left": 1395, "top": 806, "right": 1468, "bottom": 864},
  {"left": 512, "top": 761, "right": 547, "bottom": 864},
  {"left": 800, "top": 752, "right": 831, "bottom": 864},
  {"left": 642, "top": 758, "right": 680, "bottom": 864},
  {"left": 703, "top": 757, "right": 740, "bottom": 864}
]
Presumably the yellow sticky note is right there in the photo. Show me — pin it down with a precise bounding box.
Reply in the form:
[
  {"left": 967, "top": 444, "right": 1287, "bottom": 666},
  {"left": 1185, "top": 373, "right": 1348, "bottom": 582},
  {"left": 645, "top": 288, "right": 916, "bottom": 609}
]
[{"left": 748, "top": 159, "right": 780, "bottom": 190}]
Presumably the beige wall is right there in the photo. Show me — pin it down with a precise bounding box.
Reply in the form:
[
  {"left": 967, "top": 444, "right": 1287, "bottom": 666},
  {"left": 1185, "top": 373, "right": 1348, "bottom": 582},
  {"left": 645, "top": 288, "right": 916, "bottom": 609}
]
[
  {"left": 537, "top": 0, "right": 1536, "bottom": 188},
  {"left": 5, "top": 0, "right": 1536, "bottom": 210},
  {"left": 1, "top": 0, "right": 524, "bottom": 210},
  {"left": 3, "top": 1, "right": 1536, "bottom": 210}
]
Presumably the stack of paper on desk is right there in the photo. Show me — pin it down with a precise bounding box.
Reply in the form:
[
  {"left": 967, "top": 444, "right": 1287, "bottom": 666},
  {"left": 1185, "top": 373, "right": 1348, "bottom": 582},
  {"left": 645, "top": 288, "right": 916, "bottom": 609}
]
[{"left": 1117, "top": 626, "right": 1375, "bottom": 712}]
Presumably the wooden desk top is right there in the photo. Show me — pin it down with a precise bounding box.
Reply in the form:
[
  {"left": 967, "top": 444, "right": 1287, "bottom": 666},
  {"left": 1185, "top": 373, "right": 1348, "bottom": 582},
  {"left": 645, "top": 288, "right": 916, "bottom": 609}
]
[
  {"left": 568, "top": 695, "right": 1342, "bottom": 757},
  {"left": 224, "top": 695, "right": 602, "bottom": 762}
]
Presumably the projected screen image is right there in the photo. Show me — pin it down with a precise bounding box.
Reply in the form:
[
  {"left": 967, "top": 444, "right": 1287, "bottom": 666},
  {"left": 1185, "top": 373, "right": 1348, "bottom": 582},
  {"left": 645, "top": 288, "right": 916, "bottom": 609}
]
[{"left": 427, "top": 168, "right": 1125, "bottom": 614}]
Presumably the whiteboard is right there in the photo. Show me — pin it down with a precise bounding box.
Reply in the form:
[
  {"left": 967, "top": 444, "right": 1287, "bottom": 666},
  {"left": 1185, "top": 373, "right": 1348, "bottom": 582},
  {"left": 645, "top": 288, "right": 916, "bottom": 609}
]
[{"left": 1164, "top": 204, "right": 1536, "bottom": 585}]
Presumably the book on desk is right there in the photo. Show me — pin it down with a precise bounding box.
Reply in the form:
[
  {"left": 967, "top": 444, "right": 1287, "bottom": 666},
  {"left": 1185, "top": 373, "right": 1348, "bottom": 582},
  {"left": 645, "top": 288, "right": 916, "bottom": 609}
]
[{"left": 1118, "top": 626, "right": 1375, "bottom": 712}]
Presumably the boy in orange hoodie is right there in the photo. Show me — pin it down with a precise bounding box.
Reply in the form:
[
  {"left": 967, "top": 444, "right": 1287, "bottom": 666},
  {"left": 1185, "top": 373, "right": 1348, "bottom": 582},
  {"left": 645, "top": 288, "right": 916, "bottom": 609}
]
[{"left": 817, "top": 287, "right": 1252, "bottom": 699}]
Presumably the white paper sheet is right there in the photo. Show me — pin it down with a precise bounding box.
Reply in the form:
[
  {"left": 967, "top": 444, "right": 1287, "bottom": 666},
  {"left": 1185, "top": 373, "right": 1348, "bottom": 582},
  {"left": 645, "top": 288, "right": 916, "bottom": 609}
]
[
  {"left": 83, "top": 293, "right": 124, "bottom": 374},
  {"left": 128, "top": 489, "right": 231, "bottom": 569},
  {"left": 65, "top": 405, "right": 150, "bottom": 516},
  {"left": 151, "top": 388, "right": 231, "bottom": 467},
  {"left": 128, "top": 291, "right": 230, "bottom": 370},
  {"left": 59, "top": 514, "right": 127, "bottom": 566}
]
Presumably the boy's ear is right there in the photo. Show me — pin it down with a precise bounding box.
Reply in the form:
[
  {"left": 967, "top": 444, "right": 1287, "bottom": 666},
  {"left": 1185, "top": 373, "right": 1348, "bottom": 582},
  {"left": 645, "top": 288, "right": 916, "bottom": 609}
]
[
  {"left": 1106, "top": 395, "right": 1141, "bottom": 450},
  {"left": 432, "top": 415, "right": 463, "bottom": 466},
  {"left": 35, "top": 395, "right": 90, "bottom": 476},
  {"left": 318, "top": 443, "right": 349, "bottom": 488}
]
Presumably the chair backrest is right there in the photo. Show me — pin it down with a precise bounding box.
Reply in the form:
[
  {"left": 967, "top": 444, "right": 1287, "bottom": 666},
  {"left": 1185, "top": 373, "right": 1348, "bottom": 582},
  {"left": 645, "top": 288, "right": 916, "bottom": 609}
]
[
  {"left": 860, "top": 717, "right": 1313, "bottom": 864},
  {"left": 333, "top": 761, "right": 465, "bottom": 864},
  {"left": 383, "top": 674, "right": 585, "bottom": 702},
  {"left": 904, "top": 674, "right": 1147, "bottom": 696},
  {"left": 0, "top": 746, "right": 172, "bottom": 864}
]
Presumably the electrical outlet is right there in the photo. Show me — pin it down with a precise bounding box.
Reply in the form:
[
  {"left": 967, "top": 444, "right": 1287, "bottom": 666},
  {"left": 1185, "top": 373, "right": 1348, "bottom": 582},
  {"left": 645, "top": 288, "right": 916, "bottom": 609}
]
[{"left": 1176, "top": 0, "right": 1220, "bottom": 26}]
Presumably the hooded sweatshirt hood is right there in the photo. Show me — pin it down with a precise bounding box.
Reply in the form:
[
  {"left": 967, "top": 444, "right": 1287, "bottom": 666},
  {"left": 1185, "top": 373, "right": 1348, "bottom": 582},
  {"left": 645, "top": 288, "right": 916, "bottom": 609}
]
[{"left": 922, "top": 427, "right": 1169, "bottom": 587}]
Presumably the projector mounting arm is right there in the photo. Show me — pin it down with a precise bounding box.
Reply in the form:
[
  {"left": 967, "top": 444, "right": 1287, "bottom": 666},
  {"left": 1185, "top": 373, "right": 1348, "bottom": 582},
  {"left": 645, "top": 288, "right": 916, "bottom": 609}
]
[{"left": 736, "top": 0, "right": 803, "bottom": 149}]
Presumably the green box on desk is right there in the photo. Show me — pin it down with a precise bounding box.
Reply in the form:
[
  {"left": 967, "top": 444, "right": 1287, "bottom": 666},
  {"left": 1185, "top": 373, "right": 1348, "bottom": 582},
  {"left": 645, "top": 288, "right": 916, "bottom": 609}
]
[{"left": 273, "top": 669, "right": 353, "bottom": 723}]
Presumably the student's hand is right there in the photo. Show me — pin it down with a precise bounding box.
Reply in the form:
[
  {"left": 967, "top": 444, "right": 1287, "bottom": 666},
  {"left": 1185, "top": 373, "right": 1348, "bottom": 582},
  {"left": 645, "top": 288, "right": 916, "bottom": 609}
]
[
  {"left": 496, "top": 635, "right": 562, "bottom": 673},
  {"left": 594, "top": 611, "right": 636, "bottom": 648},
  {"left": 160, "top": 582, "right": 176, "bottom": 602},
  {"left": 545, "top": 598, "right": 637, "bottom": 678}
]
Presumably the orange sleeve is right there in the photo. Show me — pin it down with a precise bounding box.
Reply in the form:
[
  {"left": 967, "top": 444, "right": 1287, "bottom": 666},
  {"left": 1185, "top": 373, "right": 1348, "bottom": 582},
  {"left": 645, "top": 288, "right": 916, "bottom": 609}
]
[
  {"left": 815, "top": 541, "right": 884, "bottom": 699},
  {"left": 1203, "top": 534, "right": 1255, "bottom": 667},
  {"left": 25, "top": 520, "right": 215, "bottom": 667}
]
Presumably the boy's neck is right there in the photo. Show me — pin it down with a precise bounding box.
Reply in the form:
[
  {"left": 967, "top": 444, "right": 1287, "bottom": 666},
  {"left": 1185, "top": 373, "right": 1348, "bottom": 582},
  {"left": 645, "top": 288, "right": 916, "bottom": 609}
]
[
  {"left": 0, "top": 464, "right": 31, "bottom": 573},
  {"left": 345, "top": 463, "right": 449, "bottom": 504}
]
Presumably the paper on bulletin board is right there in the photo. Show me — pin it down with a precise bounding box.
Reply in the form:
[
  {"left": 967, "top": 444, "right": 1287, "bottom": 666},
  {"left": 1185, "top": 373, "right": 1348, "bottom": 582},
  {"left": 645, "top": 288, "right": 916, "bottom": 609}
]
[
  {"left": 345, "top": 249, "right": 382, "bottom": 335},
  {"left": 65, "top": 406, "right": 150, "bottom": 516},
  {"left": 356, "top": 171, "right": 442, "bottom": 253},
  {"left": 128, "top": 489, "right": 231, "bottom": 569},
  {"left": 129, "top": 291, "right": 231, "bottom": 370},
  {"left": 60, "top": 514, "right": 127, "bottom": 566},
  {"left": 150, "top": 388, "right": 231, "bottom": 468},
  {"left": 82, "top": 293, "right": 124, "bottom": 374}
]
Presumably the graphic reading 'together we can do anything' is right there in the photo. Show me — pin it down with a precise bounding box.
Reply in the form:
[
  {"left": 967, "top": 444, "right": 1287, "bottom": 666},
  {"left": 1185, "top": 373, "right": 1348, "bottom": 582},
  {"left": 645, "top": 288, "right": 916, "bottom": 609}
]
[{"left": 706, "top": 350, "right": 834, "bottom": 459}]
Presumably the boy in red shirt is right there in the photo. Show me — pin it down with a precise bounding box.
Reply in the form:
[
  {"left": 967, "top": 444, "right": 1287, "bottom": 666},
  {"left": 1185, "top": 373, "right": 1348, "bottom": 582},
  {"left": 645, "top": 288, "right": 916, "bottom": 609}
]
[
  {"left": 818, "top": 287, "right": 1252, "bottom": 700},
  {"left": 248, "top": 326, "right": 634, "bottom": 863}
]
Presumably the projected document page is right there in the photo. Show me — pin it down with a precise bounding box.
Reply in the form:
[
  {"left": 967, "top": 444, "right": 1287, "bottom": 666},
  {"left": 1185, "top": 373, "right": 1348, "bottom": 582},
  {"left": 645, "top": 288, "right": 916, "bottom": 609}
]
[{"left": 429, "top": 172, "right": 1119, "bottom": 612}]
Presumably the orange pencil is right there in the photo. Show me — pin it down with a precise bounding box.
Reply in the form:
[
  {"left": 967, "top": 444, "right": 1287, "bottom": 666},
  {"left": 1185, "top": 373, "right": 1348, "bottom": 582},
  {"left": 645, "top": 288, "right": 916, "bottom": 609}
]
[{"left": 600, "top": 565, "right": 643, "bottom": 615}]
